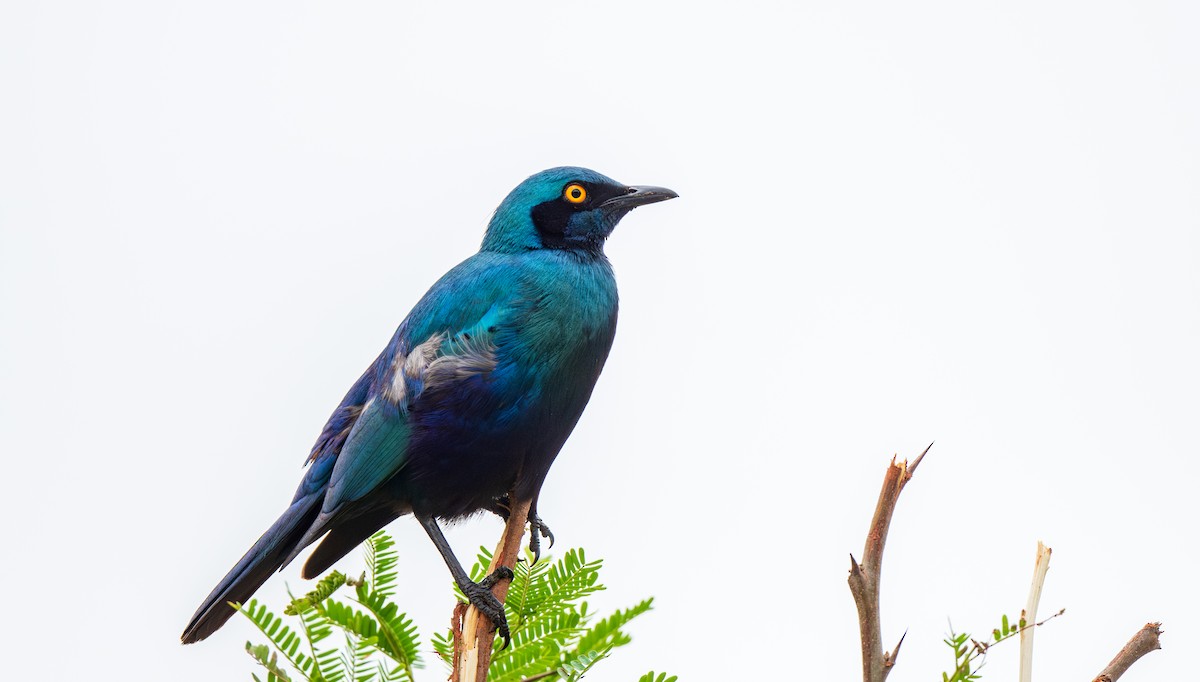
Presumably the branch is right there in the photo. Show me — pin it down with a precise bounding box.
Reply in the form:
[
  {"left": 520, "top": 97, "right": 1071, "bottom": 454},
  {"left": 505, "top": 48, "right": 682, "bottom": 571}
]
[
  {"left": 451, "top": 494, "right": 532, "bottom": 682},
  {"left": 1018, "top": 541, "right": 1052, "bottom": 682},
  {"left": 1092, "top": 623, "right": 1163, "bottom": 682},
  {"left": 847, "top": 443, "right": 931, "bottom": 682}
]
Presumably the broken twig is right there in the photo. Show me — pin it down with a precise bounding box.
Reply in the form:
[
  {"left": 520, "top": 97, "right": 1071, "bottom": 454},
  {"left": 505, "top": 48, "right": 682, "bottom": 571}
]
[
  {"left": 1018, "top": 541, "right": 1052, "bottom": 682},
  {"left": 1092, "top": 622, "right": 1163, "bottom": 682}
]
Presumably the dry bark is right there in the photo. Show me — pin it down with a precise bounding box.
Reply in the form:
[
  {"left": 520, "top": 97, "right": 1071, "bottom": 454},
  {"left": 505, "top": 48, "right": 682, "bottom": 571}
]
[{"left": 1092, "top": 622, "right": 1162, "bottom": 682}]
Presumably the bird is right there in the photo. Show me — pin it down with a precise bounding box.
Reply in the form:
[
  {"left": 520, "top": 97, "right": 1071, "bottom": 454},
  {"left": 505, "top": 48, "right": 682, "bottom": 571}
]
[{"left": 181, "top": 166, "right": 677, "bottom": 645}]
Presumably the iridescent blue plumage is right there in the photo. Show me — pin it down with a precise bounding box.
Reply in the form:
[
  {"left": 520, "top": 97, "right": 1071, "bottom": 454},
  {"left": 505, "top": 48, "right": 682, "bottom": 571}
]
[{"left": 182, "top": 167, "right": 676, "bottom": 644}]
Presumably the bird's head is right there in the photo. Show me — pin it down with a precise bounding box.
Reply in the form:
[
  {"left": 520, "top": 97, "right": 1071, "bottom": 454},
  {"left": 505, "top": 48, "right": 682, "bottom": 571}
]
[{"left": 481, "top": 167, "right": 677, "bottom": 254}]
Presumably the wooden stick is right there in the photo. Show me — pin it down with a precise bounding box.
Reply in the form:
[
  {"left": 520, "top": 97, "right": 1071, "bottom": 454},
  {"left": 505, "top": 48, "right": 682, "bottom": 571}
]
[
  {"left": 848, "top": 444, "right": 930, "bottom": 682},
  {"left": 1092, "top": 623, "right": 1163, "bottom": 682},
  {"left": 1018, "top": 541, "right": 1052, "bottom": 682},
  {"left": 451, "top": 495, "right": 532, "bottom": 682}
]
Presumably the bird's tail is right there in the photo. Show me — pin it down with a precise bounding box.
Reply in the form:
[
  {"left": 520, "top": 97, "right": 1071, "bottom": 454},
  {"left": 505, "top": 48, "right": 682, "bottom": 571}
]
[{"left": 180, "top": 492, "right": 323, "bottom": 643}]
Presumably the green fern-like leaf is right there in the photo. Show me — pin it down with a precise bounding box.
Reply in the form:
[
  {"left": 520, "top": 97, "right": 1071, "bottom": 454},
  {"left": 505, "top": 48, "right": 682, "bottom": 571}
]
[
  {"left": 365, "top": 531, "right": 401, "bottom": 599},
  {"left": 351, "top": 584, "right": 422, "bottom": 680},
  {"left": 285, "top": 571, "right": 351, "bottom": 617},
  {"left": 345, "top": 632, "right": 382, "bottom": 682},
  {"left": 504, "top": 550, "right": 554, "bottom": 628},
  {"left": 558, "top": 648, "right": 610, "bottom": 681},
  {"left": 240, "top": 599, "right": 316, "bottom": 680},
  {"left": 285, "top": 586, "right": 346, "bottom": 682},
  {"left": 487, "top": 549, "right": 657, "bottom": 682},
  {"left": 246, "top": 641, "right": 296, "bottom": 682},
  {"left": 572, "top": 598, "right": 654, "bottom": 657},
  {"left": 509, "top": 549, "right": 603, "bottom": 640},
  {"left": 486, "top": 637, "right": 566, "bottom": 682},
  {"left": 320, "top": 601, "right": 386, "bottom": 649},
  {"left": 431, "top": 630, "right": 454, "bottom": 667},
  {"left": 637, "top": 672, "right": 677, "bottom": 682}
]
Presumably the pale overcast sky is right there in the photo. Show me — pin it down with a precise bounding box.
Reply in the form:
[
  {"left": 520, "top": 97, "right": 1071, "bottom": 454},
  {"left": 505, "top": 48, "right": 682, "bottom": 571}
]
[{"left": 3, "top": 2, "right": 1198, "bottom": 680}]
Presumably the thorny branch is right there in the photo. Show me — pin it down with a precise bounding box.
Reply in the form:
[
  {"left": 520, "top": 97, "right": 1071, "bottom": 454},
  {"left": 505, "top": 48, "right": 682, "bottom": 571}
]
[{"left": 847, "top": 443, "right": 931, "bottom": 682}]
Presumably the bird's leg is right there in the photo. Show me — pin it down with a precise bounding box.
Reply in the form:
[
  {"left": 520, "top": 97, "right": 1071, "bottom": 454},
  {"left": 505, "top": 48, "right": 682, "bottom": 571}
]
[
  {"left": 491, "top": 495, "right": 554, "bottom": 563},
  {"left": 415, "top": 512, "right": 512, "bottom": 647}
]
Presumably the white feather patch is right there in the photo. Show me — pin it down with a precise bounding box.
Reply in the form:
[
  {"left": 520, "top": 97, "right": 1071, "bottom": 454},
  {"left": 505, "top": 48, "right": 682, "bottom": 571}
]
[
  {"left": 383, "top": 330, "right": 496, "bottom": 408},
  {"left": 426, "top": 330, "right": 498, "bottom": 386}
]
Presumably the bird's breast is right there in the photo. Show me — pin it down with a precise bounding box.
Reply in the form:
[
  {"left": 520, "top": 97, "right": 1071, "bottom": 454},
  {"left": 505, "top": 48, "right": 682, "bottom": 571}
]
[{"left": 511, "top": 255, "right": 618, "bottom": 369}]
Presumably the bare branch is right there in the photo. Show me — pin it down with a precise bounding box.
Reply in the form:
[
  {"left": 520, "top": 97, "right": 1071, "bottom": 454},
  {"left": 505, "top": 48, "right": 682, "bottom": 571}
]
[
  {"left": 847, "top": 443, "right": 931, "bottom": 682},
  {"left": 1092, "top": 623, "right": 1163, "bottom": 682},
  {"left": 451, "top": 494, "right": 532, "bottom": 682},
  {"left": 1018, "top": 541, "right": 1053, "bottom": 682}
]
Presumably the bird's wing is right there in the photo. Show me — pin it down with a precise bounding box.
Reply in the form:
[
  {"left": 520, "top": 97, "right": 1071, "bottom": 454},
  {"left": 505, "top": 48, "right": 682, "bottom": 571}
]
[
  {"left": 319, "top": 303, "right": 506, "bottom": 512},
  {"left": 322, "top": 259, "right": 524, "bottom": 506},
  {"left": 279, "top": 255, "right": 521, "bottom": 566}
]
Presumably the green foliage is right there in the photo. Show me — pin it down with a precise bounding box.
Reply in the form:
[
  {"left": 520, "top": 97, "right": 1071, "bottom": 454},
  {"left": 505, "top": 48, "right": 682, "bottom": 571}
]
[
  {"left": 637, "top": 673, "right": 677, "bottom": 682},
  {"left": 942, "top": 630, "right": 981, "bottom": 682},
  {"left": 941, "top": 610, "right": 1063, "bottom": 681},
  {"left": 239, "top": 531, "right": 420, "bottom": 682},
  {"left": 246, "top": 642, "right": 294, "bottom": 682},
  {"left": 238, "top": 531, "right": 666, "bottom": 682},
  {"left": 436, "top": 546, "right": 658, "bottom": 682}
]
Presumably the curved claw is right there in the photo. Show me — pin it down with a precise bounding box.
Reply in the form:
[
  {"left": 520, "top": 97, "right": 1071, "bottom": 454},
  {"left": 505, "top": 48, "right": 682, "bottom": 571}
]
[
  {"left": 538, "top": 520, "right": 555, "bottom": 549},
  {"left": 526, "top": 515, "right": 555, "bottom": 564}
]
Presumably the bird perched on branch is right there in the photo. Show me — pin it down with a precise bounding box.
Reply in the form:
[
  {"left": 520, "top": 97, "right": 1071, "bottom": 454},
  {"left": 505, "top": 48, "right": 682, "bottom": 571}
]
[{"left": 181, "top": 167, "right": 677, "bottom": 645}]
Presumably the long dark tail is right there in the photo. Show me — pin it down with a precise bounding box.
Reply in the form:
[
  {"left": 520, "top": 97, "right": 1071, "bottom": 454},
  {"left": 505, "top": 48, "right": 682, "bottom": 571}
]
[{"left": 180, "top": 493, "right": 323, "bottom": 643}]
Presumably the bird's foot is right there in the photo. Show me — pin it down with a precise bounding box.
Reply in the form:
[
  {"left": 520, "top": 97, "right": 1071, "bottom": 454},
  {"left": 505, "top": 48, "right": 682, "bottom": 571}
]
[
  {"left": 527, "top": 514, "right": 555, "bottom": 564},
  {"left": 491, "top": 497, "right": 554, "bottom": 564},
  {"left": 478, "top": 566, "right": 514, "bottom": 590},
  {"left": 463, "top": 567, "right": 513, "bottom": 648}
]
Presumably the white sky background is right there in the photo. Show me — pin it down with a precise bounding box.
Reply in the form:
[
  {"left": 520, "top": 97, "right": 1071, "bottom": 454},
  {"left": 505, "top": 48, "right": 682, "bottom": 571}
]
[{"left": 2, "top": 1, "right": 1198, "bottom": 679}]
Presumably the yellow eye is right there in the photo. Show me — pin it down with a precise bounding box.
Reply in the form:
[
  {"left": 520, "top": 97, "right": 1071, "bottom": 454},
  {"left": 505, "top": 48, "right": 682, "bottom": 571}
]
[{"left": 564, "top": 183, "right": 587, "bottom": 204}]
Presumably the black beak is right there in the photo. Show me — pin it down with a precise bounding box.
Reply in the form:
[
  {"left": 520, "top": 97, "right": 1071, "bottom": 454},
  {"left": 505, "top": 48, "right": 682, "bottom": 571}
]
[{"left": 600, "top": 185, "right": 679, "bottom": 211}]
